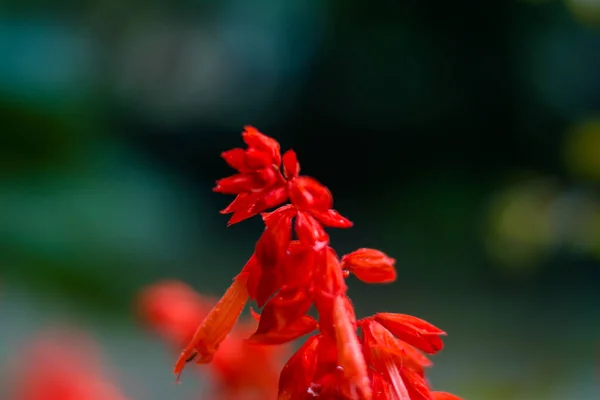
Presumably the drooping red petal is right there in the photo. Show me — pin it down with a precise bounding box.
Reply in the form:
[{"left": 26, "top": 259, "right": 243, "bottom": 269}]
[
  {"left": 311, "top": 208, "right": 354, "bottom": 228},
  {"left": 332, "top": 295, "right": 372, "bottom": 400},
  {"left": 282, "top": 149, "right": 300, "bottom": 179},
  {"left": 214, "top": 173, "right": 266, "bottom": 194},
  {"left": 295, "top": 211, "right": 329, "bottom": 247},
  {"left": 400, "top": 365, "right": 433, "bottom": 400},
  {"left": 288, "top": 176, "right": 333, "bottom": 212},
  {"left": 221, "top": 148, "right": 250, "bottom": 172},
  {"left": 223, "top": 186, "right": 288, "bottom": 226},
  {"left": 278, "top": 335, "right": 321, "bottom": 400},
  {"left": 174, "top": 275, "right": 249, "bottom": 380},
  {"left": 374, "top": 313, "right": 446, "bottom": 354},
  {"left": 242, "top": 126, "right": 281, "bottom": 166},
  {"left": 341, "top": 248, "right": 397, "bottom": 284},
  {"left": 431, "top": 391, "right": 464, "bottom": 400},
  {"left": 361, "top": 319, "right": 430, "bottom": 377}
]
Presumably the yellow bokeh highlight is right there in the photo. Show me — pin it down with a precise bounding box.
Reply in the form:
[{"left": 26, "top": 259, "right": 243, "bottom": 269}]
[
  {"left": 565, "top": 0, "right": 600, "bottom": 27},
  {"left": 563, "top": 118, "right": 600, "bottom": 181},
  {"left": 485, "top": 177, "right": 560, "bottom": 275}
]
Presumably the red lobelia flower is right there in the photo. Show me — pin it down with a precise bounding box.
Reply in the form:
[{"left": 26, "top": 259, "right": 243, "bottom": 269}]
[
  {"left": 172, "top": 126, "right": 462, "bottom": 400},
  {"left": 137, "top": 280, "right": 287, "bottom": 400},
  {"left": 7, "top": 329, "right": 128, "bottom": 400}
]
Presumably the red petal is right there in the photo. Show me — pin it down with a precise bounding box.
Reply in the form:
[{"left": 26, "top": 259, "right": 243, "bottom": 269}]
[
  {"left": 361, "top": 319, "right": 430, "bottom": 377},
  {"left": 341, "top": 248, "right": 397, "bottom": 284},
  {"left": 252, "top": 186, "right": 289, "bottom": 215},
  {"left": 332, "top": 295, "right": 372, "bottom": 400},
  {"left": 245, "top": 147, "right": 273, "bottom": 169},
  {"left": 400, "top": 366, "right": 432, "bottom": 400},
  {"left": 432, "top": 391, "right": 464, "bottom": 400},
  {"left": 255, "top": 206, "right": 295, "bottom": 271},
  {"left": 371, "top": 371, "right": 394, "bottom": 400},
  {"left": 238, "top": 254, "right": 261, "bottom": 300},
  {"left": 221, "top": 148, "right": 249, "bottom": 172},
  {"left": 310, "top": 208, "right": 353, "bottom": 228},
  {"left": 295, "top": 211, "right": 329, "bottom": 247},
  {"left": 374, "top": 313, "right": 446, "bottom": 354},
  {"left": 248, "top": 315, "right": 317, "bottom": 344},
  {"left": 282, "top": 149, "right": 300, "bottom": 179},
  {"left": 242, "top": 126, "right": 281, "bottom": 166},
  {"left": 255, "top": 269, "right": 281, "bottom": 307},
  {"left": 281, "top": 241, "right": 314, "bottom": 287},
  {"left": 278, "top": 335, "right": 320, "bottom": 399},
  {"left": 315, "top": 247, "right": 347, "bottom": 298},
  {"left": 288, "top": 176, "right": 333, "bottom": 212},
  {"left": 250, "top": 286, "right": 314, "bottom": 342},
  {"left": 174, "top": 275, "right": 249, "bottom": 380},
  {"left": 214, "top": 173, "right": 265, "bottom": 194}
]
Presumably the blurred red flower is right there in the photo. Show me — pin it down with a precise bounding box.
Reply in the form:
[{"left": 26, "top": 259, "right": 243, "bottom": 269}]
[
  {"left": 137, "top": 280, "right": 288, "bottom": 400},
  {"left": 7, "top": 329, "right": 128, "bottom": 400}
]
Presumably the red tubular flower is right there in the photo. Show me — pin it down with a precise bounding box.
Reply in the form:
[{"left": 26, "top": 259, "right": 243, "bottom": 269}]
[
  {"left": 138, "top": 280, "right": 287, "bottom": 400},
  {"left": 332, "top": 296, "right": 372, "bottom": 400},
  {"left": 172, "top": 127, "right": 462, "bottom": 400},
  {"left": 174, "top": 274, "right": 249, "bottom": 378},
  {"left": 341, "top": 248, "right": 397, "bottom": 284}
]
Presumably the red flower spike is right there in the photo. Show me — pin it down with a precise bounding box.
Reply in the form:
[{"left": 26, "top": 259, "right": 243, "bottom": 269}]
[
  {"left": 282, "top": 150, "right": 300, "bottom": 179},
  {"left": 173, "top": 126, "right": 463, "bottom": 400},
  {"left": 242, "top": 126, "right": 281, "bottom": 166},
  {"left": 295, "top": 211, "right": 329, "bottom": 247},
  {"left": 332, "top": 296, "right": 372, "bottom": 400},
  {"left": 278, "top": 335, "right": 321, "bottom": 400},
  {"left": 174, "top": 274, "right": 249, "bottom": 379},
  {"left": 374, "top": 313, "right": 446, "bottom": 354},
  {"left": 432, "top": 392, "right": 464, "bottom": 400},
  {"left": 341, "top": 248, "right": 397, "bottom": 284},
  {"left": 288, "top": 176, "right": 333, "bottom": 212}
]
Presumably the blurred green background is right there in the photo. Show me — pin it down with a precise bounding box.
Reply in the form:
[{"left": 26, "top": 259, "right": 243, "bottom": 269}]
[{"left": 1, "top": 0, "right": 600, "bottom": 399}]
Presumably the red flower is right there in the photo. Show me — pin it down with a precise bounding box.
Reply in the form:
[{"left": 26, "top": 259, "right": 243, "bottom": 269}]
[
  {"left": 171, "top": 127, "right": 462, "bottom": 400},
  {"left": 138, "top": 280, "right": 287, "bottom": 400},
  {"left": 341, "top": 248, "right": 397, "bottom": 284},
  {"left": 7, "top": 329, "right": 128, "bottom": 400}
]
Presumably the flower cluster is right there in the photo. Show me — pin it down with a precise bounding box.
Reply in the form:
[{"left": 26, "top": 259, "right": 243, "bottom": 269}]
[
  {"left": 174, "top": 127, "right": 462, "bottom": 400},
  {"left": 138, "top": 280, "right": 287, "bottom": 400}
]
